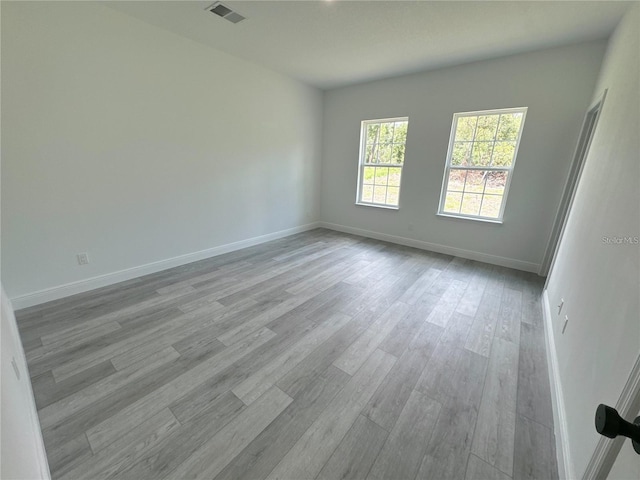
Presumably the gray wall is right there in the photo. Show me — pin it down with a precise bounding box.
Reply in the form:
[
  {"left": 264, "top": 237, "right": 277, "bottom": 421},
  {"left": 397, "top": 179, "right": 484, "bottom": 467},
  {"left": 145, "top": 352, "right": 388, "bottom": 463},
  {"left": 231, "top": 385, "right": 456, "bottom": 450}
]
[
  {"left": 320, "top": 42, "right": 606, "bottom": 271},
  {"left": 1, "top": 2, "right": 323, "bottom": 303},
  {"left": 545, "top": 4, "right": 640, "bottom": 477}
]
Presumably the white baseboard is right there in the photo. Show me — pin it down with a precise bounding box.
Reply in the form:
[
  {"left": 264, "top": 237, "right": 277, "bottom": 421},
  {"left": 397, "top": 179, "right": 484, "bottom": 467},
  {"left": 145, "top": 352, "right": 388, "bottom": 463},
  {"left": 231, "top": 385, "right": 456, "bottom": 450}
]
[
  {"left": 10, "top": 222, "right": 321, "bottom": 310},
  {"left": 319, "top": 221, "right": 540, "bottom": 273},
  {"left": 542, "top": 290, "right": 574, "bottom": 480},
  {"left": 11, "top": 220, "right": 540, "bottom": 309}
]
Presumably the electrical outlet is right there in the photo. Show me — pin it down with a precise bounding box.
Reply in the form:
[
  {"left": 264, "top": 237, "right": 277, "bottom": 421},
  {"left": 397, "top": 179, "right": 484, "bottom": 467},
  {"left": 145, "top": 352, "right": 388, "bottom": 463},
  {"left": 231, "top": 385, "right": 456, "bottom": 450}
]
[
  {"left": 557, "top": 298, "right": 564, "bottom": 315},
  {"left": 77, "top": 253, "right": 89, "bottom": 265}
]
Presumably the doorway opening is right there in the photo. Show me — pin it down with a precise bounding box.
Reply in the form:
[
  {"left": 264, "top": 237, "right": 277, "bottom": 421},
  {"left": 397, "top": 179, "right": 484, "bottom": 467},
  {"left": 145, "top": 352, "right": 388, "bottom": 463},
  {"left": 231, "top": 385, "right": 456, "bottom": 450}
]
[{"left": 540, "top": 90, "right": 607, "bottom": 278}]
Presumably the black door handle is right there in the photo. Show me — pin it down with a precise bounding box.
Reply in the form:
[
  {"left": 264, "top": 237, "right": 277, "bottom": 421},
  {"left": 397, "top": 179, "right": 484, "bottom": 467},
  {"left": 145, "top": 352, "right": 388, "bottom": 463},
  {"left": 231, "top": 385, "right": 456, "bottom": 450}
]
[{"left": 595, "top": 404, "right": 640, "bottom": 454}]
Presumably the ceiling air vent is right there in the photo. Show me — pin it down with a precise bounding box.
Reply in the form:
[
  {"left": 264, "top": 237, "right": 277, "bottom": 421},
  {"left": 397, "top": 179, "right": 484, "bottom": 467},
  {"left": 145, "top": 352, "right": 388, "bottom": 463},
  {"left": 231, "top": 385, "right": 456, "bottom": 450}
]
[{"left": 206, "top": 2, "right": 246, "bottom": 24}]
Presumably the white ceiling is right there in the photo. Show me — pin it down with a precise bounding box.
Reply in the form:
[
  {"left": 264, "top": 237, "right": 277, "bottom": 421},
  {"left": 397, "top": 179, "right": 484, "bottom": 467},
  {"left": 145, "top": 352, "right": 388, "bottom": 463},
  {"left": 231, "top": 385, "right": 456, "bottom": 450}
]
[{"left": 107, "top": 1, "right": 631, "bottom": 90}]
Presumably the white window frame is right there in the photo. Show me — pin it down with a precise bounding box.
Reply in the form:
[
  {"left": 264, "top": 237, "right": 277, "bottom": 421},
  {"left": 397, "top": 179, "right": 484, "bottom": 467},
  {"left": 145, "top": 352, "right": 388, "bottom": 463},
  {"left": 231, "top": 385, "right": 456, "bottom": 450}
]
[
  {"left": 437, "top": 107, "right": 527, "bottom": 223},
  {"left": 356, "top": 116, "right": 409, "bottom": 210}
]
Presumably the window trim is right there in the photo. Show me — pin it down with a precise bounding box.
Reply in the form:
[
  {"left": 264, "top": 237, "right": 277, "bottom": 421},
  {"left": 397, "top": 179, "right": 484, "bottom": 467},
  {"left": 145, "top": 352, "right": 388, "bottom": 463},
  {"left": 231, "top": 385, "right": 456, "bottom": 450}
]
[
  {"left": 356, "top": 116, "right": 409, "bottom": 210},
  {"left": 437, "top": 107, "right": 528, "bottom": 223}
]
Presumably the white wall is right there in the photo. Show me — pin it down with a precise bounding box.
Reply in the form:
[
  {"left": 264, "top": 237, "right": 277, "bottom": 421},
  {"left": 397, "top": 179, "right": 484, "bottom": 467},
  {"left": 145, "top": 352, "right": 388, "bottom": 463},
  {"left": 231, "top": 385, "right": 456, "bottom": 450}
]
[
  {"left": 609, "top": 443, "right": 640, "bottom": 480},
  {"left": 320, "top": 42, "right": 606, "bottom": 271},
  {"left": 0, "top": 285, "right": 51, "bottom": 479},
  {"left": 545, "top": 4, "right": 639, "bottom": 478},
  {"left": 1, "top": 2, "right": 323, "bottom": 302}
]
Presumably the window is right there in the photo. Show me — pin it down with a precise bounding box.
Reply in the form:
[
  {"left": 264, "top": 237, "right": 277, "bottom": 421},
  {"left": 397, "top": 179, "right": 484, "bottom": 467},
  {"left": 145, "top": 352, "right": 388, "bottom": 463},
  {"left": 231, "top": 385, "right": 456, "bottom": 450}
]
[
  {"left": 356, "top": 117, "right": 409, "bottom": 208},
  {"left": 438, "top": 107, "right": 527, "bottom": 222}
]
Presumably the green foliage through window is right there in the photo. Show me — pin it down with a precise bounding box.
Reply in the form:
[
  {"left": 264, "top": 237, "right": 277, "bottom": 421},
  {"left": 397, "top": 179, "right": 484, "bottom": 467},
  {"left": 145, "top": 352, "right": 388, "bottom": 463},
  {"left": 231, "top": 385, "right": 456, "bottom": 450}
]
[
  {"left": 358, "top": 118, "right": 409, "bottom": 207},
  {"left": 440, "top": 108, "right": 526, "bottom": 220}
]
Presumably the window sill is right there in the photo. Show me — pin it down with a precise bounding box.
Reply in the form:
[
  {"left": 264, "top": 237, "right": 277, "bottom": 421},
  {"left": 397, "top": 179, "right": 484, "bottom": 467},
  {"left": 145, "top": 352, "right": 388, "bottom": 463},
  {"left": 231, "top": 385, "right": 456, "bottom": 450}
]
[
  {"left": 355, "top": 202, "right": 399, "bottom": 211},
  {"left": 437, "top": 213, "right": 503, "bottom": 224}
]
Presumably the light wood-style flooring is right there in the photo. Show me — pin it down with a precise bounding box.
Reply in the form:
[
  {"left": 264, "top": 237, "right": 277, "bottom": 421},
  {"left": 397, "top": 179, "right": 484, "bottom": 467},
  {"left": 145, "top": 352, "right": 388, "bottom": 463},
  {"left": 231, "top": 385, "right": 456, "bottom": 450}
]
[{"left": 17, "top": 229, "right": 558, "bottom": 480}]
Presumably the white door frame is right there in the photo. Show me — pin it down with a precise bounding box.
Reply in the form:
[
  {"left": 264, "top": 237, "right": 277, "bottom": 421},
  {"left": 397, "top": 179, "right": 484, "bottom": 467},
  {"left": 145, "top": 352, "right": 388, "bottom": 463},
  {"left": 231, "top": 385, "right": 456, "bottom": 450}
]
[
  {"left": 540, "top": 90, "right": 607, "bottom": 279},
  {"left": 582, "top": 354, "right": 640, "bottom": 479}
]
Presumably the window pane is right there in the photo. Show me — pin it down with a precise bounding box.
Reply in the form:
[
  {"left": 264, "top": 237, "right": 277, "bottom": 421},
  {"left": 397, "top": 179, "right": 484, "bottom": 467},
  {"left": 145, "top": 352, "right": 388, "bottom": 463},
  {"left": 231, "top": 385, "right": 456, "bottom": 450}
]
[
  {"left": 373, "top": 186, "right": 387, "bottom": 204},
  {"left": 496, "top": 113, "right": 523, "bottom": 141},
  {"left": 392, "top": 144, "right": 405, "bottom": 164},
  {"left": 388, "top": 167, "right": 401, "bottom": 187},
  {"left": 461, "top": 193, "right": 482, "bottom": 215},
  {"left": 480, "top": 194, "right": 503, "bottom": 218},
  {"left": 484, "top": 171, "right": 508, "bottom": 195},
  {"left": 379, "top": 144, "right": 392, "bottom": 164},
  {"left": 363, "top": 166, "right": 375, "bottom": 185},
  {"left": 367, "top": 123, "right": 380, "bottom": 144},
  {"left": 452, "top": 142, "right": 471, "bottom": 166},
  {"left": 447, "top": 169, "right": 466, "bottom": 192},
  {"left": 464, "top": 170, "right": 487, "bottom": 193},
  {"left": 393, "top": 121, "right": 408, "bottom": 144},
  {"left": 475, "top": 115, "right": 500, "bottom": 141},
  {"left": 379, "top": 123, "right": 394, "bottom": 143},
  {"left": 386, "top": 187, "right": 400, "bottom": 206},
  {"left": 455, "top": 116, "right": 477, "bottom": 141},
  {"left": 359, "top": 117, "right": 409, "bottom": 208},
  {"left": 365, "top": 145, "right": 377, "bottom": 164},
  {"left": 440, "top": 108, "right": 525, "bottom": 220},
  {"left": 361, "top": 185, "right": 373, "bottom": 203},
  {"left": 471, "top": 141, "right": 494, "bottom": 166},
  {"left": 444, "top": 192, "right": 462, "bottom": 213},
  {"left": 491, "top": 141, "right": 516, "bottom": 166},
  {"left": 374, "top": 167, "right": 389, "bottom": 186}
]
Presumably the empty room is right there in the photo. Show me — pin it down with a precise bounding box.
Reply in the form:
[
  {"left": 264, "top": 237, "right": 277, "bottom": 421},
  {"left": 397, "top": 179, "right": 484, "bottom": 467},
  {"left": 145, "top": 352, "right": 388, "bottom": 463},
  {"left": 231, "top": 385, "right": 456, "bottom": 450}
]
[{"left": 1, "top": 1, "right": 639, "bottom": 479}]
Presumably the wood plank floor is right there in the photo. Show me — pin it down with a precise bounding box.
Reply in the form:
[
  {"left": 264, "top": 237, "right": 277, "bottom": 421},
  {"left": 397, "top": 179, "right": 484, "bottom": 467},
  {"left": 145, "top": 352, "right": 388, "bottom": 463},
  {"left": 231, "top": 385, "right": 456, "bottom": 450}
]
[{"left": 16, "top": 229, "right": 559, "bottom": 480}]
